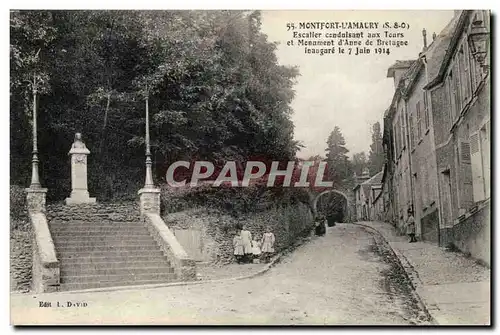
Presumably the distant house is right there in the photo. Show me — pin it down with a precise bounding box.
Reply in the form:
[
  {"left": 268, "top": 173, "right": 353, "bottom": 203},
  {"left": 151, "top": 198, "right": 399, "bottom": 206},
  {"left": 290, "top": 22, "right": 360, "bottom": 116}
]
[{"left": 353, "top": 170, "right": 383, "bottom": 221}]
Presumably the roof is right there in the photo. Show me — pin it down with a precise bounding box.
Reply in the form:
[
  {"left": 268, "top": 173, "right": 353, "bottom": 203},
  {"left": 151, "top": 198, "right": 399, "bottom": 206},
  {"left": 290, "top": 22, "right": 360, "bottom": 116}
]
[
  {"left": 424, "top": 13, "right": 461, "bottom": 82},
  {"left": 385, "top": 12, "right": 462, "bottom": 121},
  {"left": 362, "top": 171, "right": 384, "bottom": 185},
  {"left": 424, "top": 11, "right": 472, "bottom": 89},
  {"left": 387, "top": 60, "right": 416, "bottom": 77}
]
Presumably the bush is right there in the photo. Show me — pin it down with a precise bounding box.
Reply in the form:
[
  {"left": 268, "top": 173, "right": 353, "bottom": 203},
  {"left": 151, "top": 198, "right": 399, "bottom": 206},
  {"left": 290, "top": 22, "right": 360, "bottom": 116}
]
[
  {"left": 10, "top": 184, "right": 29, "bottom": 231},
  {"left": 10, "top": 185, "right": 25, "bottom": 218}
]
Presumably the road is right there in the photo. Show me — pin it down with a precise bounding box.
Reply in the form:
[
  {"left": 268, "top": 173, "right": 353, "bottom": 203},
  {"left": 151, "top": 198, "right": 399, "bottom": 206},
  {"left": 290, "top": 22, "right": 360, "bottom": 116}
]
[{"left": 11, "top": 223, "right": 430, "bottom": 325}]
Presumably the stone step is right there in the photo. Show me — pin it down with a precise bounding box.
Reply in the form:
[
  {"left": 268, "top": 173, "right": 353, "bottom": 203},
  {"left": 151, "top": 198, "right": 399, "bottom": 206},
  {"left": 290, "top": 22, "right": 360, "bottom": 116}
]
[
  {"left": 61, "top": 266, "right": 174, "bottom": 277},
  {"left": 60, "top": 278, "right": 176, "bottom": 291},
  {"left": 47, "top": 215, "right": 141, "bottom": 222},
  {"left": 50, "top": 219, "right": 143, "bottom": 224},
  {"left": 54, "top": 240, "right": 159, "bottom": 248},
  {"left": 61, "top": 272, "right": 176, "bottom": 284},
  {"left": 60, "top": 259, "right": 171, "bottom": 269},
  {"left": 50, "top": 227, "right": 149, "bottom": 236},
  {"left": 57, "top": 250, "right": 166, "bottom": 259},
  {"left": 59, "top": 254, "right": 167, "bottom": 263},
  {"left": 52, "top": 235, "right": 155, "bottom": 242},
  {"left": 50, "top": 223, "right": 146, "bottom": 229},
  {"left": 56, "top": 245, "right": 160, "bottom": 252}
]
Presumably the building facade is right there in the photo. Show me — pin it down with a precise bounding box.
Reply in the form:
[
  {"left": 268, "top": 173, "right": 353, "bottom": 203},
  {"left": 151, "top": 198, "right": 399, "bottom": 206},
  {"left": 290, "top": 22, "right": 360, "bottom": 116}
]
[
  {"left": 354, "top": 170, "right": 383, "bottom": 221},
  {"left": 424, "top": 10, "right": 490, "bottom": 265},
  {"left": 382, "top": 10, "right": 490, "bottom": 265}
]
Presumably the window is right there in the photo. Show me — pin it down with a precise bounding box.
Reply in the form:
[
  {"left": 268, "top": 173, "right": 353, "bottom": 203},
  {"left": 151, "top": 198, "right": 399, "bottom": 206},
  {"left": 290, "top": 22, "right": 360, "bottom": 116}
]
[
  {"left": 449, "top": 71, "right": 458, "bottom": 121},
  {"left": 470, "top": 44, "right": 478, "bottom": 93},
  {"left": 416, "top": 101, "right": 422, "bottom": 139},
  {"left": 470, "top": 121, "right": 491, "bottom": 201},
  {"left": 481, "top": 121, "right": 490, "bottom": 198},
  {"left": 445, "top": 76, "right": 453, "bottom": 128},
  {"left": 409, "top": 112, "right": 415, "bottom": 149},
  {"left": 470, "top": 131, "right": 484, "bottom": 202},
  {"left": 393, "top": 123, "right": 398, "bottom": 155},
  {"left": 462, "top": 42, "right": 472, "bottom": 102},
  {"left": 453, "top": 61, "right": 462, "bottom": 113},
  {"left": 400, "top": 112, "right": 405, "bottom": 151},
  {"left": 423, "top": 90, "right": 430, "bottom": 130}
]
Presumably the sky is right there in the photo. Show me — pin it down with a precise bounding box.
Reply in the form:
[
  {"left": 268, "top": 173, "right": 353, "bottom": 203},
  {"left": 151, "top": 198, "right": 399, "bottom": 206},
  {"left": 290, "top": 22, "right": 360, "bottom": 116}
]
[{"left": 260, "top": 10, "right": 455, "bottom": 159}]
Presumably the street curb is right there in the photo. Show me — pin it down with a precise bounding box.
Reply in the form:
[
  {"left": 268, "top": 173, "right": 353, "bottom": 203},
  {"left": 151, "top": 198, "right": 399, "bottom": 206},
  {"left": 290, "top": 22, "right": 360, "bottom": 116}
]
[{"left": 353, "top": 223, "right": 439, "bottom": 325}]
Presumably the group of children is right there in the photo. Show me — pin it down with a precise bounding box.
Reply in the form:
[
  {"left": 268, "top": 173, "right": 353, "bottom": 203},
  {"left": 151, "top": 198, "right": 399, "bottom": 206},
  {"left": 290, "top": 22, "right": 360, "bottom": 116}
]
[{"left": 233, "top": 225, "right": 275, "bottom": 264}]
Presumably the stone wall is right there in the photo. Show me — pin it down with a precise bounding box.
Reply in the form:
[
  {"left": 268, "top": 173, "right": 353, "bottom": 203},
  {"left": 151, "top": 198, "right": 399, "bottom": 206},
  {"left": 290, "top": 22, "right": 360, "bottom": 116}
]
[
  {"left": 164, "top": 203, "right": 314, "bottom": 265},
  {"left": 10, "top": 229, "right": 32, "bottom": 292},
  {"left": 46, "top": 202, "right": 141, "bottom": 222},
  {"left": 10, "top": 185, "right": 32, "bottom": 292},
  {"left": 420, "top": 208, "right": 439, "bottom": 244},
  {"left": 450, "top": 202, "right": 490, "bottom": 267}
]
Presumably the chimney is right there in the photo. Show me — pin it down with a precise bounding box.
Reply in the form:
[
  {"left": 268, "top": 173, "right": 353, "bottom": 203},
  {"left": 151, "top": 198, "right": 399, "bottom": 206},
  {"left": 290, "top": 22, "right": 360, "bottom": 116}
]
[
  {"left": 433, "top": 32, "right": 437, "bottom": 41},
  {"left": 422, "top": 28, "right": 428, "bottom": 50}
]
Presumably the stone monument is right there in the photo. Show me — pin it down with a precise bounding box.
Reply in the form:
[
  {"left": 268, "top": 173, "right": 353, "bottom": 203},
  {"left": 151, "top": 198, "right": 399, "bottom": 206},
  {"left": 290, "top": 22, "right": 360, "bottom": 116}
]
[{"left": 65, "top": 133, "right": 96, "bottom": 205}]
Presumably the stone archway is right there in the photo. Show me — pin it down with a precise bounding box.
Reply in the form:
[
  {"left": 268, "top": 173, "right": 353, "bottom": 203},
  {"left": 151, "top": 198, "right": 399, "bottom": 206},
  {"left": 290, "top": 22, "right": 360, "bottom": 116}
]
[{"left": 313, "top": 189, "right": 353, "bottom": 223}]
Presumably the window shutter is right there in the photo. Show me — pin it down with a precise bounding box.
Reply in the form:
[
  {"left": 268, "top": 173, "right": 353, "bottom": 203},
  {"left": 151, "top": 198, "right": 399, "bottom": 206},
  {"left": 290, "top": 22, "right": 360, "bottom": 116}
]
[
  {"left": 470, "top": 132, "right": 485, "bottom": 202},
  {"left": 460, "top": 141, "right": 471, "bottom": 164}
]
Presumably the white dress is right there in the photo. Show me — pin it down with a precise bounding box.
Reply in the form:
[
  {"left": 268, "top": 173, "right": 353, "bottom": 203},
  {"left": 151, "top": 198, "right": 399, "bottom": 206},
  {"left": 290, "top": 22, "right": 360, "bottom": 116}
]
[
  {"left": 251, "top": 241, "right": 261, "bottom": 256},
  {"left": 233, "top": 236, "right": 244, "bottom": 256},
  {"left": 260, "top": 232, "right": 275, "bottom": 253},
  {"left": 240, "top": 230, "right": 253, "bottom": 254}
]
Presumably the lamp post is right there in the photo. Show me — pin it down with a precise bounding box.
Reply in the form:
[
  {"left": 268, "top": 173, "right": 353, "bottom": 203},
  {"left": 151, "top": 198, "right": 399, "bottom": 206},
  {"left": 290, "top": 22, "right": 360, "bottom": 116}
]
[
  {"left": 25, "top": 49, "right": 48, "bottom": 214},
  {"left": 30, "top": 72, "right": 41, "bottom": 189},
  {"left": 144, "top": 89, "right": 154, "bottom": 188},
  {"left": 468, "top": 12, "right": 490, "bottom": 73},
  {"left": 138, "top": 84, "right": 160, "bottom": 217}
]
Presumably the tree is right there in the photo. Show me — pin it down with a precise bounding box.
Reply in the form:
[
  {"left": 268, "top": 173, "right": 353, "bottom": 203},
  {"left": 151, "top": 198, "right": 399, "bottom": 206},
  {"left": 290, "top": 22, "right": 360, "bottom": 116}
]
[
  {"left": 352, "top": 152, "right": 368, "bottom": 176},
  {"left": 10, "top": 10, "right": 301, "bottom": 200},
  {"left": 367, "top": 122, "right": 384, "bottom": 175},
  {"left": 324, "top": 126, "right": 351, "bottom": 184}
]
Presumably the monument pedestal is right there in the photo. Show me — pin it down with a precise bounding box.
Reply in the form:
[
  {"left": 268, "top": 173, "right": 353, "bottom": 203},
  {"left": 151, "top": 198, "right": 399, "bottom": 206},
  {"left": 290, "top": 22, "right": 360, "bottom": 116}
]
[
  {"left": 65, "top": 191, "right": 96, "bottom": 205},
  {"left": 65, "top": 134, "right": 96, "bottom": 205}
]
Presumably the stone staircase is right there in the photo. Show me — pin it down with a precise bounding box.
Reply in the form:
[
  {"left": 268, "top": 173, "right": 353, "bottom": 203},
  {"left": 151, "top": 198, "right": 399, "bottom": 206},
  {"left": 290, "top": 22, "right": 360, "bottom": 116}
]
[{"left": 47, "top": 202, "right": 177, "bottom": 291}]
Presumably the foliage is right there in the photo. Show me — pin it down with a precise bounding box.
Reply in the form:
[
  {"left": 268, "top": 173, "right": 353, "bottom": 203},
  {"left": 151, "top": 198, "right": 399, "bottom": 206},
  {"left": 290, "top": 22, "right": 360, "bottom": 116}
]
[
  {"left": 10, "top": 10, "right": 300, "bottom": 201},
  {"left": 352, "top": 152, "right": 368, "bottom": 176},
  {"left": 324, "top": 126, "right": 352, "bottom": 184},
  {"left": 10, "top": 185, "right": 30, "bottom": 231},
  {"left": 368, "top": 122, "right": 385, "bottom": 175}
]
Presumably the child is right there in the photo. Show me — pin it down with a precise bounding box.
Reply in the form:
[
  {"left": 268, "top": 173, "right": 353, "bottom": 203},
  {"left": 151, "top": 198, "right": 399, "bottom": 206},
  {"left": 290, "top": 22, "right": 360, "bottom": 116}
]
[
  {"left": 251, "top": 240, "right": 262, "bottom": 263},
  {"left": 314, "top": 216, "right": 326, "bottom": 236},
  {"left": 240, "top": 225, "right": 253, "bottom": 263},
  {"left": 406, "top": 211, "right": 417, "bottom": 243},
  {"left": 260, "top": 227, "right": 276, "bottom": 263},
  {"left": 233, "top": 232, "right": 244, "bottom": 264}
]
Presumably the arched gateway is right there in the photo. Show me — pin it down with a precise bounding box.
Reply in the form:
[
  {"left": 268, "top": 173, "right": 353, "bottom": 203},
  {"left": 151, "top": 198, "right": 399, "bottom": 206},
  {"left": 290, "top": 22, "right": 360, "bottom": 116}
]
[{"left": 312, "top": 189, "right": 354, "bottom": 223}]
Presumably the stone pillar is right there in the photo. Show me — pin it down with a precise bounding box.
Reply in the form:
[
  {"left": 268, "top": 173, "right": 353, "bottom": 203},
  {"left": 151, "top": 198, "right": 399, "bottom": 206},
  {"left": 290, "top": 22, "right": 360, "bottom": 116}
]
[
  {"left": 65, "top": 133, "right": 96, "bottom": 205},
  {"left": 138, "top": 187, "right": 161, "bottom": 217},
  {"left": 25, "top": 187, "right": 48, "bottom": 214}
]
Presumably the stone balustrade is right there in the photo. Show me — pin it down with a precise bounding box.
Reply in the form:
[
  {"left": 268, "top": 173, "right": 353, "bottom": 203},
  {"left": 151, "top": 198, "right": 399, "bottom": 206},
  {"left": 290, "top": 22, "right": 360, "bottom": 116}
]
[
  {"left": 30, "top": 212, "right": 60, "bottom": 293},
  {"left": 142, "top": 213, "right": 196, "bottom": 281}
]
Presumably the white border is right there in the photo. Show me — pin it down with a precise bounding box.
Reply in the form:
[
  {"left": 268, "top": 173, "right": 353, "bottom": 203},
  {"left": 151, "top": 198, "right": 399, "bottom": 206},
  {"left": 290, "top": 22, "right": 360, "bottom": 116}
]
[{"left": 2, "top": 1, "right": 498, "bottom": 334}]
